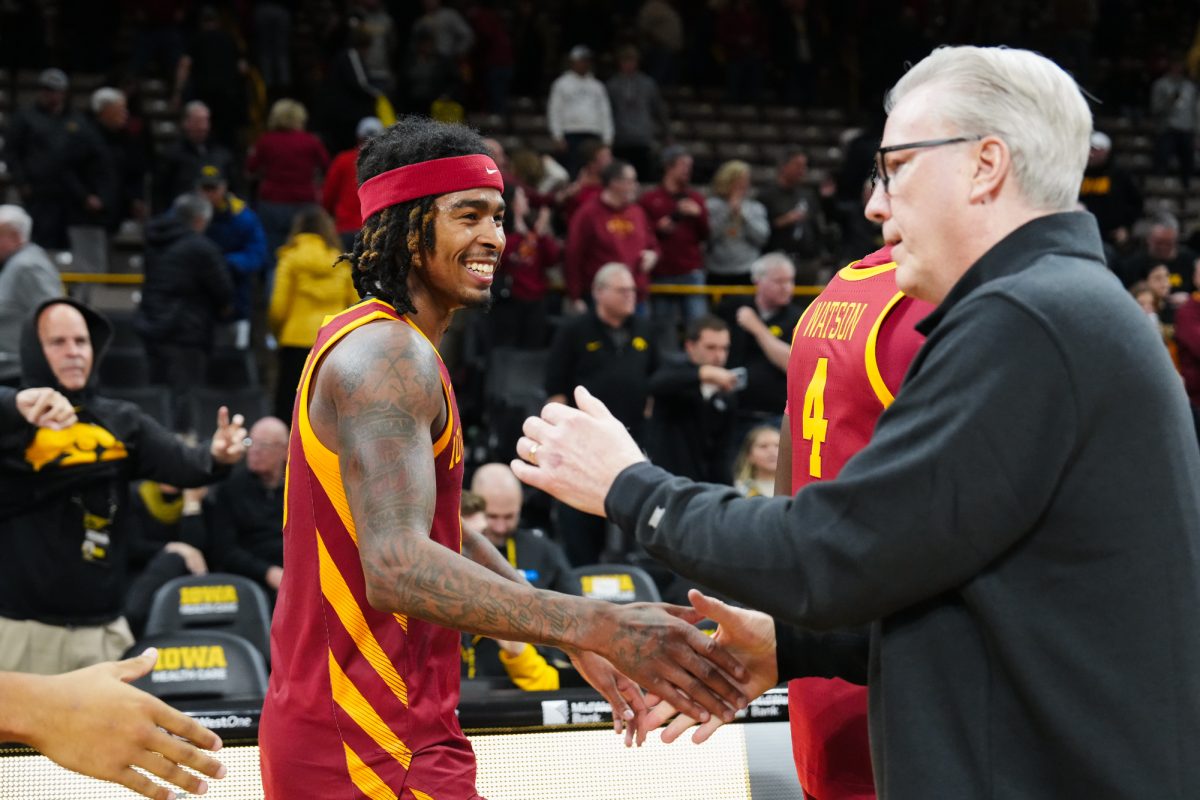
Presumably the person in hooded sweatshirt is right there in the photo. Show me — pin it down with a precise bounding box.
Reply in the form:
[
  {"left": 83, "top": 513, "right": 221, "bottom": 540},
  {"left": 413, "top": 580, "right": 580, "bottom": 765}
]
[
  {"left": 0, "top": 297, "right": 248, "bottom": 675},
  {"left": 135, "top": 192, "right": 234, "bottom": 432}
]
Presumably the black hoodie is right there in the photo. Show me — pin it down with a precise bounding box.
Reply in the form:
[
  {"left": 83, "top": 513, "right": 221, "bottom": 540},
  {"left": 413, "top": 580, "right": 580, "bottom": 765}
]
[
  {"left": 135, "top": 212, "right": 233, "bottom": 349},
  {"left": 0, "top": 298, "right": 226, "bottom": 623}
]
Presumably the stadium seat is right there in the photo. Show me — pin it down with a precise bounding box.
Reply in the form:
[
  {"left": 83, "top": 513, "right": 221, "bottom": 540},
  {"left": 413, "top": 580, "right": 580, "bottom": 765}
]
[
  {"left": 187, "top": 386, "right": 269, "bottom": 440},
  {"left": 569, "top": 564, "right": 662, "bottom": 604},
  {"left": 99, "top": 385, "right": 172, "bottom": 428},
  {"left": 144, "top": 573, "right": 272, "bottom": 663},
  {"left": 482, "top": 347, "right": 548, "bottom": 463},
  {"left": 124, "top": 629, "right": 267, "bottom": 704}
]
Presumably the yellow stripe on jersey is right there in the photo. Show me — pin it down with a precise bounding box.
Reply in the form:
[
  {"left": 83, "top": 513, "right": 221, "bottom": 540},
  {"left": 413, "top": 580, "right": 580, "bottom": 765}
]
[
  {"left": 836, "top": 261, "right": 898, "bottom": 281},
  {"left": 410, "top": 789, "right": 436, "bottom": 800},
  {"left": 317, "top": 530, "right": 409, "bottom": 707},
  {"left": 431, "top": 378, "right": 454, "bottom": 458},
  {"left": 343, "top": 743, "right": 398, "bottom": 800},
  {"left": 864, "top": 291, "right": 908, "bottom": 408},
  {"left": 328, "top": 649, "right": 413, "bottom": 770},
  {"left": 394, "top": 612, "right": 408, "bottom": 633}
]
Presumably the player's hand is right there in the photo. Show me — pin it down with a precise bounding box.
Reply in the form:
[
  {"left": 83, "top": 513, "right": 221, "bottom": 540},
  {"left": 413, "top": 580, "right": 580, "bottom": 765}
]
[
  {"left": 209, "top": 406, "right": 247, "bottom": 465},
  {"left": 582, "top": 600, "right": 748, "bottom": 729},
  {"left": 15, "top": 387, "right": 77, "bottom": 430},
  {"left": 643, "top": 590, "right": 778, "bottom": 744},
  {"left": 25, "top": 649, "right": 225, "bottom": 799},
  {"left": 567, "top": 650, "right": 650, "bottom": 746}
]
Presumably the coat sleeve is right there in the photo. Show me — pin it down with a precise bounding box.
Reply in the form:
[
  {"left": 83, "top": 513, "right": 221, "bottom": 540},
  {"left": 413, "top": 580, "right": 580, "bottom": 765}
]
[
  {"left": 130, "top": 408, "right": 226, "bottom": 488},
  {"left": 606, "top": 295, "right": 1078, "bottom": 630}
]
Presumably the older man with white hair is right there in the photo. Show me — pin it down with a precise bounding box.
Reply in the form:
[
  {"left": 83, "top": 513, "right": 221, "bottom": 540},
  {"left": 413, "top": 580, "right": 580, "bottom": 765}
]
[
  {"left": 515, "top": 46, "right": 1200, "bottom": 798},
  {"left": 0, "top": 205, "right": 61, "bottom": 386}
]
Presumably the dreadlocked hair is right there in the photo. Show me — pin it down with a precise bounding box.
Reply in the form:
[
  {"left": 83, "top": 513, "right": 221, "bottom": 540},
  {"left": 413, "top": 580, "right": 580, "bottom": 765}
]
[{"left": 336, "top": 115, "right": 492, "bottom": 313}]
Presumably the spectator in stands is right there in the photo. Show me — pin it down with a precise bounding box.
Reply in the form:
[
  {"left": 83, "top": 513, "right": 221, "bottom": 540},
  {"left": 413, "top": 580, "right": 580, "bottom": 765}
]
[
  {"left": 640, "top": 145, "right": 710, "bottom": 333},
  {"left": 547, "top": 45, "right": 614, "bottom": 177},
  {"left": 153, "top": 101, "right": 238, "bottom": 211},
  {"left": 470, "top": 463, "right": 575, "bottom": 593},
  {"left": 87, "top": 88, "right": 149, "bottom": 231},
  {"left": 413, "top": 0, "right": 475, "bottom": 59},
  {"left": 467, "top": 0, "right": 516, "bottom": 115},
  {"left": 1078, "top": 131, "right": 1142, "bottom": 251},
  {"left": 1174, "top": 260, "right": 1200, "bottom": 413},
  {"left": 545, "top": 263, "right": 658, "bottom": 565},
  {"left": 128, "top": 0, "right": 186, "bottom": 78},
  {"left": 246, "top": 99, "right": 331, "bottom": 263},
  {"left": 197, "top": 164, "right": 269, "bottom": 344},
  {"left": 353, "top": 0, "right": 398, "bottom": 94},
  {"left": 758, "top": 150, "right": 827, "bottom": 283},
  {"left": 1150, "top": 56, "right": 1200, "bottom": 188},
  {"left": 492, "top": 183, "right": 560, "bottom": 349},
  {"left": 0, "top": 206, "right": 61, "bottom": 388},
  {"left": 123, "top": 480, "right": 209, "bottom": 636},
  {"left": 565, "top": 160, "right": 658, "bottom": 313},
  {"left": 136, "top": 192, "right": 233, "bottom": 432},
  {"left": 716, "top": 252, "right": 800, "bottom": 442},
  {"left": 174, "top": 6, "right": 248, "bottom": 153},
  {"left": 323, "top": 116, "right": 385, "bottom": 250},
  {"left": 648, "top": 314, "right": 739, "bottom": 483},
  {"left": 207, "top": 416, "right": 288, "bottom": 598},
  {"left": 400, "top": 27, "right": 461, "bottom": 116},
  {"left": 0, "top": 298, "right": 246, "bottom": 674},
  {"left": 268, "top": 207, "right": 357, "bottom": 421},
  {"left": 1119, "top": 212, "right": 1197, "bottom": 298},
  {"left": 716, "top": 0, "right": 769, "bottom": 102},
  {"left": 254, "top": 0, "right": 293, "bottom": 90},
  {"left": 636, "top": 0, "right": 684, "bottom": 86},
  {"left": 732, "top": 425, "right": 779, "bottom": 497},
  {"left": 314, "top": 28, "right": 382, "bottom": 152},
  {"left": 4, "top": 69, "right": 105, "bottom": 248},
  {"left": 458, "top": 490, "right": 561, "bottom": 691},
  {"left": 559, "top": 139, "right": 612, "bottom": 222},
  {"left": 705, "top": 159, "right": 770, "bottom": 285},
  {"left": 607, "top": 45, "right": 670, "bottom": 182},
  {"left": 1146, "top": 262, "right": 1177, "bottom": 324}
]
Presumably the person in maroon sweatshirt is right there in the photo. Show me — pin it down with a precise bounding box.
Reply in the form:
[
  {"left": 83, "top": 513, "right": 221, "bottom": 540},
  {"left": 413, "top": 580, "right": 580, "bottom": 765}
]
[
  {"left": 492, "top": 183, "right": 561, "bottom": 348},
  {"left": 322, "top": 117, "right": 385, "bottom": 250},
  {"left": 640, "top": 145, "right": 710, "bottom": 336},
  {"left": 565, "top": 159, "right": 658, "bottom": 313}
]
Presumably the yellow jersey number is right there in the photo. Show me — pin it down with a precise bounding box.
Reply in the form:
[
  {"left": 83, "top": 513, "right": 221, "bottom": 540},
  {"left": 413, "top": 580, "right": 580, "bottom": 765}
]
[{"left": 802, "top": 357, "right": 829, "bottom": 478}]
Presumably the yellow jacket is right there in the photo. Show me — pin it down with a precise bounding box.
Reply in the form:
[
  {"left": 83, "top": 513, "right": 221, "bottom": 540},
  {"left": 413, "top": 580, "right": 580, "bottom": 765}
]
[{"left": 268, "top": 233, "right": 359, "bottom": 347}]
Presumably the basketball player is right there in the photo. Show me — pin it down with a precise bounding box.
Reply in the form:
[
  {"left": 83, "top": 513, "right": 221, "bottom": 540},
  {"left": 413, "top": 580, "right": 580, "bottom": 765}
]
[{"left": 258, "top": 117, "right": 746, "bottom": 799}]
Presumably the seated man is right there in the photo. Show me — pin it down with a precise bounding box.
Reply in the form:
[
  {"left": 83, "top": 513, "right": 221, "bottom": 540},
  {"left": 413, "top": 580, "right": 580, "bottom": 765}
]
[{"left": 207, "top": 416, "right": 288, "bottom": 597}]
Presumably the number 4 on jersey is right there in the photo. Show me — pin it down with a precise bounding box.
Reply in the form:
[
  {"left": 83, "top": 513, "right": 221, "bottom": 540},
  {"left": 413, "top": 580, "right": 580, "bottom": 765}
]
[{"left": 802, "top": 357, "right": 829, "bottom": 478}]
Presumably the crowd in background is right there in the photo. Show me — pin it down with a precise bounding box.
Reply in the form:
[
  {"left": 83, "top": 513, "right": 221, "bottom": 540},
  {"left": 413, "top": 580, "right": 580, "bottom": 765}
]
[{"left": 4, "top": 0, "right": 1200, "bottom": 684}]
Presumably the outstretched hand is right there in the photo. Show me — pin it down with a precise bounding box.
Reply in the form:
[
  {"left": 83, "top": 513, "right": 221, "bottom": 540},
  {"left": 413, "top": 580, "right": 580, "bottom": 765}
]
[
  {"left": 24, "top": 648, "right": 226, "bottom": 799},
  {"left": 643, "top": 590, "right": 778, "bottom": 744},
  {"left": 567, "top": 649, "right": 651, "bottom": 746},
  {"left": 585, "top": 600, "right": 749, "bottom": 731},
  {"left": 15, "top": 387, "right": 77, "bottom": 430},
  {"left": 209, "top": 406, "right": 247, "bottom": 465},
  {"left": 511, "top": 386, "right": 646, "bottom": 516}
]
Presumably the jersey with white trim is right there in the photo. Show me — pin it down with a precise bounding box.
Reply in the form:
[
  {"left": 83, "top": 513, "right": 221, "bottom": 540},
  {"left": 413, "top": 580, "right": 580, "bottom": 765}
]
[{"left": 260, "top": 298, "right": 479, "bottom": 800}]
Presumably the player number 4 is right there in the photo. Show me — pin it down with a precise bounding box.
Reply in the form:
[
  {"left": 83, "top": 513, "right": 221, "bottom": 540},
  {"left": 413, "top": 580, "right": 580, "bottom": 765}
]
[{"left": 802, "top": 357, "right": 829, "bottom": 478}]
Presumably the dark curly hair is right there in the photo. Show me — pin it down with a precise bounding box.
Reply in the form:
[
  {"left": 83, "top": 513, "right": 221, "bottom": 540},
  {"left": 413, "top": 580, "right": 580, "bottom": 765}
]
[{"left": 338, "top": 116, "right": 491, "bottom": 314}]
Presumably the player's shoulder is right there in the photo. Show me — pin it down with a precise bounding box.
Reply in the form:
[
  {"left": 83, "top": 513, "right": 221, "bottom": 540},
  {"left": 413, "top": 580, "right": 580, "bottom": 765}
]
[{"left": 319, "top": 315, "right": 443, "bottom": 401}]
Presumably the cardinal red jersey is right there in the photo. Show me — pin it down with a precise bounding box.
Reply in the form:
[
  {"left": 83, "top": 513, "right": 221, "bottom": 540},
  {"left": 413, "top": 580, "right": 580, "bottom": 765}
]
[
  {"left": 784, "top": 247, "right": 931, "bottom": 799},
  {"left": 260, "top": 298, "right": 480, "bottom": 800}
]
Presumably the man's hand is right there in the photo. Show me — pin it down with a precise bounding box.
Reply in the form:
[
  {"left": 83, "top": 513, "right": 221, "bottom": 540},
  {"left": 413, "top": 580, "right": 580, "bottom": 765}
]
[
  {"left": 24, "top": 649, "right": 226, "bottom": 799},
  {"left": 265, "top": 566, "right": 284, "bottom": 590},
  {"left": 209, "top": 406, "right": 247, "bottom": 465},
  {"left": 567, "top": 649, "right": 649, "bottom": 745},
  {"left": 582, "top": 600, "right": 749, "bottom": 729},
  {"left": 643, "top": 590, "right": 778, "bottom": 744},
  {"left": 699, "top": 365, "right": 739, "bottom": 392},
  {"left": 512, "top": 386, "right": 646, "bottom": 516},
  {"left": 15, "top": 388, "right": 77, "bottom": 430},
  {"left": 163, "top": 542, "right": 208, "bottom": 575},
  {"left": 640, "top": 249, "right": 658, "bottom": 273},
  {"left": 677, "top": 197, "right": 703, "bottom": 217},
  {"left": 735, "top": 305, "right": 768, "bottom": 337}
]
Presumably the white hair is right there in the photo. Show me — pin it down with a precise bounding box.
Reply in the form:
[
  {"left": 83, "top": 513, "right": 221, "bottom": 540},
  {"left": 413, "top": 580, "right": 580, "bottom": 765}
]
[
  {"left": 0, "top": 204, "right": 33, "bottom": 243},
  {"left": 593, "top": 262, "right": 633, "bottom": 293},
  {"left": 90, "top": 87, "right": 125, "bottom": 114},
  {"left": 886, "top": 46, "right": 1092, "bottom": 212},
  {"left": 750, "top": 252, "right": 795, "bottom": 283}
]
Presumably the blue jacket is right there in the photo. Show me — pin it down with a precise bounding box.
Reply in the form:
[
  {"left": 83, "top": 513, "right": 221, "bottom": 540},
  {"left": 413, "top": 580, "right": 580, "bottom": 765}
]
[{"left": 206, "top": 193, "right": 267, "bottom": 319}]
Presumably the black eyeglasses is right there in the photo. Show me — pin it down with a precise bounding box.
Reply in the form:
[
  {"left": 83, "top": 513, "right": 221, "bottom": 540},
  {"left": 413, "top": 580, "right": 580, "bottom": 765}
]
[{"left": 871, "top": 136, "right": 984, "bottom": 193}]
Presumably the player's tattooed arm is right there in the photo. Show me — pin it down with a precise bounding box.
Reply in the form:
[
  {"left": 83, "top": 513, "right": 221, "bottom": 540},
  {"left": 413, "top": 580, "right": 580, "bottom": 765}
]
[
  {"left": 461, "top": 527, "right": 528, "bottom": 584},
  {"left": 314, "top": 322, "right": 747, "bottom": 723}
]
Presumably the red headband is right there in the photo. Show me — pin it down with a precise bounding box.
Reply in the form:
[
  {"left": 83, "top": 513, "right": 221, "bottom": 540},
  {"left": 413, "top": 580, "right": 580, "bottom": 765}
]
[{"left": 358, "top": 154, "right": 504, "bottom": 224}]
